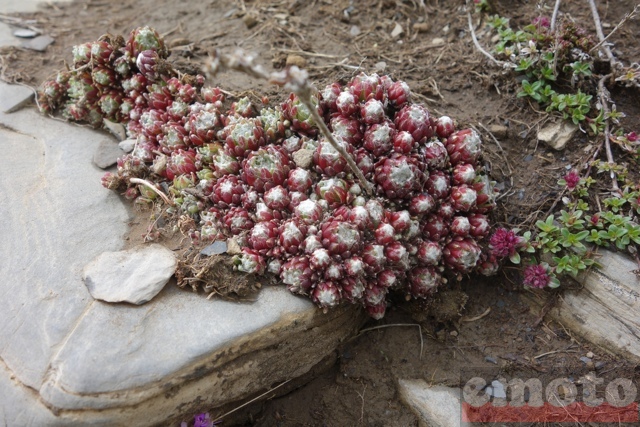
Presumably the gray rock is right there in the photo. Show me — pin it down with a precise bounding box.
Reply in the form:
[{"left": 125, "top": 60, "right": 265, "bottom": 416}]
[
  {"left": 118, "top": 138, "right": 136, "bottom": 153},
  {"left": 201, "top": 240, "right": 227, "bottom": 256},
  {"left": 0, "top": 83, "right": 34, "bottom": 113},
  {"left": 398, "top": 380, "right": 468, "bottom": 427},
  {"left": 22, "top": 34, "right": 54, "bottom": 51},
  {"left": 538, "top": 120, "right": 578, "bottom": 150},
  {"left": 103, "top": 119, "right": 127, "bottom": 140},
  {"left": 93, "top": 139, "right": 125, "bottom": 169},
  {"left": 1, "top": 101, "right": 365, "bottom": 426},
  {"left": 83, "top": 244, "right": 177, "bottom": 305},
  {"left": 13, "top": 28, "right": 39, "bottom": 38}
]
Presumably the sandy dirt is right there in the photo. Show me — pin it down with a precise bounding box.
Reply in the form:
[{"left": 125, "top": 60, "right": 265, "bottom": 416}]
[{"left": 2, "top": 0, "right": 640, "bottom": 425}]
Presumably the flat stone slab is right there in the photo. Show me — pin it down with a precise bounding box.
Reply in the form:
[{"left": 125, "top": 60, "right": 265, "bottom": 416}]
[
  {"left": 83, "top": 244, "right": 177, "bottom": 304},
  {"left": 524, "top": 249, "right": 640, "bottom": 363},
  {"left": 22, "top": 34, "right": 54, "bottom": 51},
  {"left": 0, "top": 91, "right": 365, "bottom": 425},
  {"left": 0, "top": 83, "right": 34, "bottom": 113}
]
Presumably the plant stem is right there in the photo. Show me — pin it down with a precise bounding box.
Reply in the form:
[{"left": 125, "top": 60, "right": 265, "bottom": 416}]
[
  {"left": 466, "top": 10, "right": 509, "bottom": 68},
  {"left": 587, "top": 0, "right": 619, "bottom": 69},
  {"left": 298, "top": 92, "right": 374, "bottom": 195},
  {"left": 206, "top": 49, "right": 374, "bottom": 195},
  {"left": 129, "top": 177, "right": 175, "bottom": 206},
  {"left": 589, "top": 4, "right": 640, "bottom": 55},
  {"left": 550, "top": 0, "right": 562, "bottom": 31},
  {"left": 596, "top": 75, "right": 620, "bottom": 194}
]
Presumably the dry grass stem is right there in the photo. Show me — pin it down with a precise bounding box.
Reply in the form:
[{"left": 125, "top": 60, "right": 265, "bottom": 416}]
[
  {"left": 590, "top": 4, "right": 640, "bottom": 56},
  {"left": 129, "top": 178, "right": 174, "bottom": 206}
]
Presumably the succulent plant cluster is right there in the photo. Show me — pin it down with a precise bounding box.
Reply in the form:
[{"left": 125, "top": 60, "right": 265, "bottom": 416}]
[{"left": 41, "top": 28, "right": 500, "bottom": 319}]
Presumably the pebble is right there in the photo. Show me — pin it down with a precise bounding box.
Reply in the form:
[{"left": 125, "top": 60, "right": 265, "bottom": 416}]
[
  {"left": 293, "top": 148, "right": 314, "bottom": 169},
  {"left": 93, "top": 139, "right": 125, "bottom": 169},
  {"left": 485, "top": 356, "right": 498, "bottom": 364},
  {"left": 0, "top": 83, "right": 34, "bottom": 113},
  {"left": 391, "top": 22, "right": 404, "bottom": 38},
  {"left": 413, "top": 22, "right": 431, "bottom": 33},
  {"left": 103, "top": 118, "right": 127, "bottom": 140},
  {"left": 349, "top": 25, "right": 361, "bottom": 37},
  {"left": 431, "top": 37, "right": 445, "bottom": 46},
  {"left": 450, "top": 330, "right": 458, "bottom": 337},
  {"left": 82, "top": 244, "right": 177, "bottom": 305},
  {"left": 242, "top": 14, "right": 258, "bottom": 29},
  {"left": 580, "top": 356, "right": 592, "bottom": 364},
  {"left": 22, "top": 34, "right": 54, "bottom": 51},
  {"left": 586, "top": 351, "right": 594, "bottom": 358},
  {"left": 374, "top": 61, "right": 387, "bottom": 72},
  {"left": 488, "top": 124, "right": 508, "bottom": 139},
  {"left": 538, "top": 120, "right": 578, "bottom": 151},
  {"left": 595, "top": 361, "right": 606, "bottom": 369},
  {"left": 13, "top": 29, "right": 39, "bottom": 38},
  {"left": 118, "top": 138, "right": 136, "bottom": 153},
  {"left": 285, "top": 54, "right": 307, "bottom": 68},
  {"left": 226, "top": 237, "right": 242, "bottom": 255},
  {"left": 200, "top": 241, "right": 228, "bottom": 256}
]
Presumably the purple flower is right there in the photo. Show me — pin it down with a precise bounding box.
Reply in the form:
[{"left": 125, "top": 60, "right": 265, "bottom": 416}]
[
  {"left": 194, "top": 413, "right": 212, "bottom": 427},
  {"left": 564, "top": 170, "right": 580, "bottom": 190},
  {"left": 523, "top": 264, "right": 551, "bottom": 288},
  {"left": 489, "top": 228, "right": 522, "bottom": 258}
]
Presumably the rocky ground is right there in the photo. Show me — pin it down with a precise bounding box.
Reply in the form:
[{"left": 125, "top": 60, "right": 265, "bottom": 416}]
[{"left": 1, "top": 0, "right": 640, "bottom": 426}]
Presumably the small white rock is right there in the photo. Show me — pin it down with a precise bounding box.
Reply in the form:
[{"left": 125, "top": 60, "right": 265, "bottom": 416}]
[
  {"left": 391, "top": 22, "right": 404, "bottom": 38},
  {"left": 293, "top": 148, "right": 314, "bottom": 169},
  {"left": 538, "top": 120, "right": 578, "bottom": 151},
  {"left": 13, "top": 29, "right": 39, "bottom": 38},
  {"left": 83, "top": 244, "right": 177, "bottom": 305},
  {"left": 431, "top": 37, "right": 445, "bottom": 46},
  {"left": 118, "top": 138, "right": 136, "bottom": 153},
  {"left": 103, "top": 118, "right": 127, "bottom": 141}
]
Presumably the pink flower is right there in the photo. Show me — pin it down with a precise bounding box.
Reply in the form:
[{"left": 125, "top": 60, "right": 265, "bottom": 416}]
[
  {"left": 627, "top": 131, "right": 638, "bottom": 142},
  {"left": 523, "top": 264, "right": 551, "bottom": 288},
  {"left": 532, "top": 16, "right": 551, "bottom": 28},
  {"left": 563, "top": 170, "right": 580, "bottom": 190},
  {"left": 489, "top": 228, "right": 522, "bottom": 258}
]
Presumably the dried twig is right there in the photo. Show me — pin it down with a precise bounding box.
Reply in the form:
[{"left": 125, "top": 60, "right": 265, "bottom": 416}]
[
  {"left": 460, "top": 307, "right": 491, "bottom": 322},
  {"left": 587, "top": 0, "right": 619, "bottom": 68},
  {"left": 596, "top": 75, "right": 620, "bottom": 194},
  {"left": 129, "top": 178, "right": 174, "bottom": 206},
  {"left": 590, "top": 4, "right": 640, "bottom": 55},
  {"left": 550, "top": 0, "right": 562, "bottom": 31},
  {"left": 212, "top": 379, "right": 292, "bottom": 423},
  {"left": 466, "top": 10, "right": 509, "bottom": 68}
]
